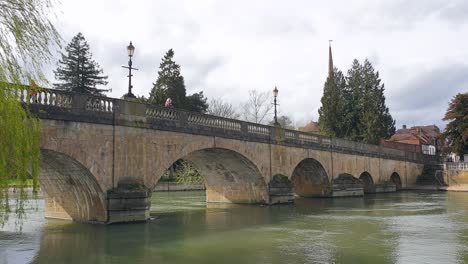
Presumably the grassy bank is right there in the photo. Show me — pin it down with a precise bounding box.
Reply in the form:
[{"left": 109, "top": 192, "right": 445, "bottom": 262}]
[
  {"left": 6, "top": 179, "right": 34, "bottom": 187},
  {"left": 159, "top": 160, "right": 204, "bottom": 184}
]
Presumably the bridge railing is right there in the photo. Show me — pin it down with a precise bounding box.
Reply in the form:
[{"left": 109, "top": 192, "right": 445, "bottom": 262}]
[
  {"left": 446, "top": 162, "right": 468, "bottom": 171},
  {"left": 17, "top": 86, "right": 439, "bottom": 164},
  {"left": 16, "top": 87, "right": 73, "bottom": 108}
]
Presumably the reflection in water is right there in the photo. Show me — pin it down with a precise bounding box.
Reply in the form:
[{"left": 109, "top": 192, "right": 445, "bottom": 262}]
[{"left": 1, "top": 191, "right": 468, "bottom": 263}]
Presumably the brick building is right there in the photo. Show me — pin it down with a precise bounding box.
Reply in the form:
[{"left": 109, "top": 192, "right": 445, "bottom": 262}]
[{"left": 382, "top": 125, "right": 442, "bottom": 155}]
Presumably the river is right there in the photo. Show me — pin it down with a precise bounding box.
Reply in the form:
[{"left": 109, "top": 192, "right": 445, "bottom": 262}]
[{"left": 1, "top": 191, "right": 468, "bottom": 264}]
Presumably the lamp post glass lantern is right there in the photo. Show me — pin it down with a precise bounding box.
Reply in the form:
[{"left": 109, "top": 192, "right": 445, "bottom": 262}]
[
  {"left": 273, "top": 86, "right": 279, "bottom": 125},
  {"left": 122, "top": 41, "right": 138, "bottom": 98}
]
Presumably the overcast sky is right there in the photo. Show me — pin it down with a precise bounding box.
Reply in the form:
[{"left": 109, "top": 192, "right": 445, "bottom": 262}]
[{"left": 47, "top": 0, "right": 468, "bottom": 129}]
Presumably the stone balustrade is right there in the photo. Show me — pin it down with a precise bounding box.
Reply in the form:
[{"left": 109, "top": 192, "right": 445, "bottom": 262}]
[{"left": 16, "top": 86, "right": 440, "bottom": 165}]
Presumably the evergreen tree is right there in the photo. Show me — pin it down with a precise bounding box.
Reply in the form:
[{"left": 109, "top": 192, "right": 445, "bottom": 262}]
[
  {"left": 149, "top": 49, "right": 208, "bottom": 112},
  {"left": 318, "top": 67, "right": 347, "bottom": 137},
  {"left": 149, "top": 49, "right": 186, "bottom": 107},
  {"left": 318, "top": 59, "right": 395, "bottom": 144},
  {"left": 343, "top": 59, "right": 364, "bottom": 141},
  {"left": 186, "top": 91, "right": 208, "bottom": 112},
  {"left": 443, "top": 93, "right": 468, "bottom": 160},
  {"left": 344, "top": 59, "right": 395, "bottom": 144},
  {"left": 54, "top": 33, "right": 108, "bottom": 95}
]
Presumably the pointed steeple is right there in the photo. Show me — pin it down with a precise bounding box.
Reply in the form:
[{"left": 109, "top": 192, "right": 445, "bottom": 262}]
[{"left": 328, "top": 40, "right": 334, "bottom": 78}]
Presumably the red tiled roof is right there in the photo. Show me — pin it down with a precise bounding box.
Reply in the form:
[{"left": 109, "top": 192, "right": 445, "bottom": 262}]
[
  {"left": 300, "top": 121, "right": 320, "bottom": 133},
  {"left": 389, "top": 125, "right": 441, "bottom": 146}
]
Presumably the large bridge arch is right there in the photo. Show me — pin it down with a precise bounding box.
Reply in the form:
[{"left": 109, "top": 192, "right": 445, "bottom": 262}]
[
  {"left": 152, "top": 148, "right": 269, "bottom": 203},
  {"left": 39, "top": 149, "right": 107, "bottom": 223},
  {"left": 291, "top": 158, "right": 331, "bottom": 197}
]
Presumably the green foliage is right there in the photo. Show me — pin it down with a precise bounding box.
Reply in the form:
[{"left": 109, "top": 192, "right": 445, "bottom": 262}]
[
  {"left": 0, "top": 0, "right": 60, "bottom": 83},
  {"left": 149, "top": 49, "right": 208, "bottom": 112},
  {"left": 318, "top": 59, "right": 395, "bottom": 144},
  {"left": 186, "top": 91, "right": 208, "bottom": 113},
  {"left": 318, "top": 68, "right": 347, "bottom": 137},
  {"left": 443, "top": 93, "right": 468, "bottom": 159},
  {"left": 7, "top": 179, "right": 34, "bottom": 187},
  {"left": 0, "top": 0, "right": 60, "bottom": 225},
  {"left": 159, "top": 160, "right": 203, "bottom": 184},
  {"left": 54, "top": 33, "right": 108, "bottom": 95},
  {"left": 0, "top": 84, "right": 42, "bottom": 225}
]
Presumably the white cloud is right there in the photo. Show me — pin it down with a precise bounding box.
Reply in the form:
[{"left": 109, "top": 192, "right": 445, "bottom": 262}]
[{"left": 47, "top": 0, "right": 468, "bottom": 129}]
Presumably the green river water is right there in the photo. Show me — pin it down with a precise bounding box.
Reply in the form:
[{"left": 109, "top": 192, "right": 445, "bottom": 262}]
[{"left": 1, "top": 191, "right": 468, "bottom": 264}]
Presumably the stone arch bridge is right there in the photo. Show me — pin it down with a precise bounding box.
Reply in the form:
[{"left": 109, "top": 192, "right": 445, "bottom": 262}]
[{"left": 20, "top": 88, "right": 438, "bottom": 224}]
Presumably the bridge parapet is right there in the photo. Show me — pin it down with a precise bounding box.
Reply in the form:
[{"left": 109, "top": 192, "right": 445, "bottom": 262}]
[{"left": 19, "top": 86, "right": 440, "bottom": 165}]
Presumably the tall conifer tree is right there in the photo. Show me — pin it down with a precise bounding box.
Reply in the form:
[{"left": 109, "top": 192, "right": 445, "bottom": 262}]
[
  {"left": 54, "top": 33, "right": 108, "bottom": 95},
  {"left": 149, "top": 49, "right": 208, "bottom": 112},
  {"left": 343, "top": 59, "right": 395, "bottom": 143},
  {"left": 319, "top": 44, "right": 348, "bottom": 137},
  {"left": 318, "top": 68, "right": 346, "bottom": 137},
  {"left": 318, "top": 51, "right": 395, "bottom": 143},
  {"left": 149, "top": 49, "right": 186, "bottom": 107}
]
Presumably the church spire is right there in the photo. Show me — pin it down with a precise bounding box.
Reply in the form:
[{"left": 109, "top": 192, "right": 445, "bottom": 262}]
[{"left": 328, "top": 40, "right": 334, "bottom": 78}]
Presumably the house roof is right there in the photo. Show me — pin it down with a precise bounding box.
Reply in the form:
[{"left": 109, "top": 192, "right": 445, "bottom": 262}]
[
  {"left": 389, "top": 125, "right": 441, "bottom": 145},
  {"left": 300, "top": 121, "right": 320, "bottom": 133}
]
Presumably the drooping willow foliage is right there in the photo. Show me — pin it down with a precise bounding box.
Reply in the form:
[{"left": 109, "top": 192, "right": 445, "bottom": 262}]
[{"left": 0, "top": 0, "right": 61, "bottom": 225}]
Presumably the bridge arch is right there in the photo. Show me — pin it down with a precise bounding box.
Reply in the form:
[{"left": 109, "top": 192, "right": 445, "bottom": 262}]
[
  {"left": 39, "top": 149, "right": 107, "bottom": 223},
  {"left": 390, "top": 172, "right": 402, "bottom": 191},
  {"left": 154, "top": 148, "right": 268, "bottom": 203},
  {"left": 359, "top": 172, "right": 375, "bottom": 193},
  {"left": 291, "top": 158, "right": 331, "bottom": 197}
]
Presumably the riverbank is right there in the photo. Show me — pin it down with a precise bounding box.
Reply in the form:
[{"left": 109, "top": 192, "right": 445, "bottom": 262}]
[{"left": 154, "top": 182, "right": 205, "bottom": 192}]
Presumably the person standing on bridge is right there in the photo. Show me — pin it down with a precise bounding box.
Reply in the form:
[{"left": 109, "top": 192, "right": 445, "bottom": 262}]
[{"left": 165, "top": 98, "right": 173, "bottom": 109}]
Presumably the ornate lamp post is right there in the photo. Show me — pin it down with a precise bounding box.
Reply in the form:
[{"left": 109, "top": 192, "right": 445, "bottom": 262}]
[
  {"left": 273, "top": 86, "right": 279, "bottom": 125},
  {"left": 122, "top": 41, "right": 138, "bottom": 98}
]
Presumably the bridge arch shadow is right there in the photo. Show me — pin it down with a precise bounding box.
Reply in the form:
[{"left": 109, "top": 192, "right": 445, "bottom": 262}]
[
  {"left": 156, "top": 148, "right": 268, "bottom": 204},
  {"left": 359, "top": 171, "right": 375, "bottom": 194},
  {"left": 39, "top": 149, "right": 107, "bottom": 223},
  {"left": 291, "top": 158, "right": 331, "bottom": 197},
  {"left": 390, "top": 172, "right": 402, "bottom": 191}
]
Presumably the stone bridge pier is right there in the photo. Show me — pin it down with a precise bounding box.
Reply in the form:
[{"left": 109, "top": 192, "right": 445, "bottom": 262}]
[{"left": 23, "top": 88, "right": 439, "bottom": 224}]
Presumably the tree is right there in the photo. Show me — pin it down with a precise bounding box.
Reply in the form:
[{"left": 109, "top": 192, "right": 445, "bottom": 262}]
[
  {"left": 186, "top": 91, "right": 208, "bottom": 113},
  {"left": 354, "top": 59, "right": 395, "bottom": 144},
  {"left": 149, "top": 49, "right": 185, "bottom": 107},
  {"left": 242, "top": 89, "right": 273, "bottom": 124},
  {"left": 54, "top": 33, "right": 108, "bottom": 95},
  {"left": 149, "top": 49, "right": 207, "bottom": 112},
  {"left": 0, "top": 0, "right": 61, "bottom": 224},
  {"left": 318, "top": 67, "right": 347, "bottom": 137},
  {"left": 207, "top": 99, "right": 240, "bottom": 119},
  {"left": 319, "top": 59, "right": 395, "bottom": 144},
  {"left": 443, "top": 93, "right": 468, "bottom": 160},
  {"left": 269, "top": 115, "right": 295, "bottom": 129}
]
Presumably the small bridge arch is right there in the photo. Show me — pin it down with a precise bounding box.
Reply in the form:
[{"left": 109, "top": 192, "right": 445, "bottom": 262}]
[
  {"left": 291, "top": 158, "right": 331, "bottom": 197},
  {"left": 390, "top": 172, "right": 402, "bottom": 191},
  {"left": 359, "top": 171, "right": 375, "bottom": 193}
]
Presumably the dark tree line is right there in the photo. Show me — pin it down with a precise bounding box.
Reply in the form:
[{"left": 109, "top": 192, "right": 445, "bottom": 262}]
[{"left": 319, "top": 59, "right": 395, "bottom": 144}]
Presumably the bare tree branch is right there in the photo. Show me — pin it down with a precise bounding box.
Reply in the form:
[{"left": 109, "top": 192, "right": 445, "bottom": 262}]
[
  {"left": 207, "top": 98, "right": 240, "bottom": 119},
  {"left": 241, "top": 89, "right": 273, "bottom": 124}
]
